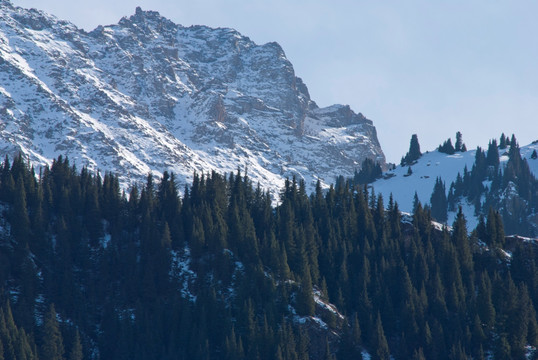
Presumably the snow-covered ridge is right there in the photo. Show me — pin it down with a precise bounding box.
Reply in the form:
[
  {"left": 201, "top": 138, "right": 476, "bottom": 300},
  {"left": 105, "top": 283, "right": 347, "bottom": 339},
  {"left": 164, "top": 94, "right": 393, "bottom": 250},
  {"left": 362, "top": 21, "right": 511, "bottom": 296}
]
[
  {"left": 0, "top": 1, "right": 385, "bottom": 197},
  {"left": 372, "top": 141, "right": 538, "bottom": 230}
]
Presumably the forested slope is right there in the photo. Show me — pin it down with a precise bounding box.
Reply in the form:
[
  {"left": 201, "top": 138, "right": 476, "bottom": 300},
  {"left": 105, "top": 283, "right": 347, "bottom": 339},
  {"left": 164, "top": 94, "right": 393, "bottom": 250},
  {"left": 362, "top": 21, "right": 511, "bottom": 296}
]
[{"left": 0, "top": 155, "right": 537, "bottom": 359}]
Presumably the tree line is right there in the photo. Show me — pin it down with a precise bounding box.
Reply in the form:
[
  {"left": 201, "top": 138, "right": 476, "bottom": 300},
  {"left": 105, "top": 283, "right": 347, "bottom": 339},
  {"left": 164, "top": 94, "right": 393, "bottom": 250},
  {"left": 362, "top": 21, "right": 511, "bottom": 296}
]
[{"left": 0, "top": 154, "right": 537, "bottom": 359}]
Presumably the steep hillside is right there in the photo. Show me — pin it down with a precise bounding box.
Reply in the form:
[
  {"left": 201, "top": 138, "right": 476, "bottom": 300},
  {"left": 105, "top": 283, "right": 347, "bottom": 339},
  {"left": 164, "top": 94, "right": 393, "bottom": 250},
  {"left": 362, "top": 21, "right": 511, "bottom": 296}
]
[
  {"left": 372, "top": 136, "right": 538, "bottom": 234},
  {"left": 1, "top": 155, "right": 538, "bottom": 360},
  {"left": 0, "top": 1, "right": 385, "bottom": 198}
]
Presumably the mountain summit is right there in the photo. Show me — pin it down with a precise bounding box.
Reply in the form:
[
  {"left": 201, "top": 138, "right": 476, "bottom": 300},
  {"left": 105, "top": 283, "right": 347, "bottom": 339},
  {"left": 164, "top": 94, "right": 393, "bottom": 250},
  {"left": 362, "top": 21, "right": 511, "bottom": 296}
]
[{"left": 0, "top": 2, "right": 385, "bottom": 195}]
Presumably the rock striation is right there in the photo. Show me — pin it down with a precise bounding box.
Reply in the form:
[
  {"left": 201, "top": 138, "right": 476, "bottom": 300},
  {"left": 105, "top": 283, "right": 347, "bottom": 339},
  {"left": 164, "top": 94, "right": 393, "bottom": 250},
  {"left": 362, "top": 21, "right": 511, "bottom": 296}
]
[{"left": 0, "top": 1, "right": 385, "bottom": 196}]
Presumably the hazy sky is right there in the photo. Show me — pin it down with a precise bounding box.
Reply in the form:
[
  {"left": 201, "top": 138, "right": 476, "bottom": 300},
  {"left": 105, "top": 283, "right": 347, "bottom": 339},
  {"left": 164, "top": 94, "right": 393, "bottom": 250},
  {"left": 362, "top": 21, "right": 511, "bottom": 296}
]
[{"left": 11, "top": 0, "right": 538, "bottom": 163}]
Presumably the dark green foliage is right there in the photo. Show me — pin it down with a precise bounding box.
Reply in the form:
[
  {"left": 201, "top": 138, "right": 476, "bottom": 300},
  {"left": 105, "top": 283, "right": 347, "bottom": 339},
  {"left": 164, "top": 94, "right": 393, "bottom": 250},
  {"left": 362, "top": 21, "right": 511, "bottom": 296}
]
[
  {"left": 437, "top": 131, "right": 467, "bottom": 155},
  {"left": 500, "top": 133, "right": 508, "bottom": 149},
  {"left": 354, "top": 158, "right": 382, "bottom": 185},
  {"left": 1, "top": 154, "right": 538, "bottom": 359},
  {"left": 41, "top": 304, "right": 65, "bottom": 360},
  {"left": 455, "top": 131, "right": 465, "bottom": 152},
  {"left": 494, "top": 335, "right": 511, "bottom": 360},
  {"left": 532, "top": 149, "right": 537, "bottom": 160},
  {"left": 373, "top": 313, "right": 389, "bottom": 360},
  {"left": 68, "top": 330, "right": 83, "bottom": 360},
  {"left": 438, "top": 138, "right": 455, "bottom": 155},
  {"left": 447, "top": 134, "right": 538, "bottom": 237},
  {"left": 430, "top": 177, "right": 447, "bottom": 223},
  {"left": 486, "top": 139, "right": 500, "bottom": 169},
  {"left": 440, "top": 132, "right": 466, "bottom": 154},
  {"left": 401, "top": 134, "right": 421, "bottom": 165}
]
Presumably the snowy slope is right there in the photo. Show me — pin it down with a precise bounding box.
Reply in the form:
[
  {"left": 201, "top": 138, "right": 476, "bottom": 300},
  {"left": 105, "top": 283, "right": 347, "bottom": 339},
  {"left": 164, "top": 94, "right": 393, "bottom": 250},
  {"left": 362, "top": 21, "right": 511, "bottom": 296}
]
[
  {"left": 516, "top": 141, "right": 538, "bottom": 176},
  {"left": 0, "top": 2, "right": 385, "bottom": 198},
  {"left": 372, "top": 150, "right": 477, "bottom": 226},
  {"left": 372, "top": 141, "right": 538, "bottom": 230}
]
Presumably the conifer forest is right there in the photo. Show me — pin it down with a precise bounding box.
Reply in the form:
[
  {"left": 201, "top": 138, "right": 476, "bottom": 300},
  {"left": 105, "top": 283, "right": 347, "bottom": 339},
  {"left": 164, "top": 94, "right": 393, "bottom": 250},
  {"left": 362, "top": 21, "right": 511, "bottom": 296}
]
[{"left": 0, "top": 140, "right": 538, "bottom": 360}]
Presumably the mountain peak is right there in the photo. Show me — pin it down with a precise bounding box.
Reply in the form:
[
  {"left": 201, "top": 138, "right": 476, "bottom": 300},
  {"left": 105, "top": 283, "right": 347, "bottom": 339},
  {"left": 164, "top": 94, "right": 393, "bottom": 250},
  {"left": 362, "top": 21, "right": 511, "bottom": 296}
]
[
  {"left": 131, "top": 5, "right": 162, "bottom": 21},
  {"left": 0, "top": 3, "right": 385, "bottom": 197}
]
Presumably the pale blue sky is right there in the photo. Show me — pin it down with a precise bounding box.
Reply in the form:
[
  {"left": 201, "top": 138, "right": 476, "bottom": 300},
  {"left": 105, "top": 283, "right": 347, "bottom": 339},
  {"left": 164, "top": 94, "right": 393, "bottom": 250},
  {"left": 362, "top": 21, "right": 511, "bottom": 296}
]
[{"left": 12, "top": 0, "right": 538, "bottom": 163}]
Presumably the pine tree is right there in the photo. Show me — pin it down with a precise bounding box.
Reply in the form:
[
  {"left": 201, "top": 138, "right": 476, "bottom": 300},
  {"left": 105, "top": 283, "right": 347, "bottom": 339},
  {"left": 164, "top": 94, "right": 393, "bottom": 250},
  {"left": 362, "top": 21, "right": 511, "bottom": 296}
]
[
  {"left": 402, "top": 134, "right": 421, "bottom": 165},
  {"left": 455, "top": 131, "right": 464, "bottom": 152},
  {"left": 412, "top": 192, "right": 421, "bottom": 214},
  {"left": 296, "top": 270, "right": 315, "bottom": 316},
  {"left": 351, "top": 313, "right": 362, "bottom": 347},
  {"left": 0, "top": 305, "right": 16, "bottom": 360},
  {"left": 451, "top": 207, "right": 473, "bottom": 289},
  {"left": 531, "top": 149, "right": 537, "bottom": 160},
  {"left": 11, "top": 177, "right": 30, "bottom": 249},
  {"left": 430, "top": 177, "right": 447, "bottom": 223},
  {"left": 438, "top": 138, "right": 455, "bottom": 154},
  {"left": 373, "top": 313, "right": 390, "bottom": 360},
  {"left": 477, "top": 272, "right": 495, "bottom": 331},
  {"left": 486, "top": 139, "right": 500, "bottom": 169},
  {"left": 68, "top": 330, "right": 83, "bottom": 360},
  {"left": 354, "top": 158, "right": 382, "bottom": 184},
  {"left": 500, "top": 133, "right": 508, "bottom": 149},
  {"left": 41, "top": 304, "right": 65, "bottom": 360},
  {"left": 494, "top": 335, "right": 511, "bottom": 360},
  {"left": 412, "top": 348, "right": 426, "bottom": 360}
]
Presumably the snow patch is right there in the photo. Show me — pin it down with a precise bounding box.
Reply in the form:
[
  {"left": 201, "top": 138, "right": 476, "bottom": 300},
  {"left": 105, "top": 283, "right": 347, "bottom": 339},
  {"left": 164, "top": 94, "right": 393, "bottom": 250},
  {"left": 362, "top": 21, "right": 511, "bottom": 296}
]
[{"left": 170, "top": 246, "right": 197, "bottom": 302}]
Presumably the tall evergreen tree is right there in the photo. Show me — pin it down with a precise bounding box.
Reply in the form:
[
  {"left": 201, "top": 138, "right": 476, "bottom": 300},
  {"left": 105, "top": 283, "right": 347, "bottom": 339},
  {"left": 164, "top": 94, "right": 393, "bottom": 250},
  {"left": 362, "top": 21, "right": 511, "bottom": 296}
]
[
  {"left": 430, "top": 177, "right": 447, "bottom": 223},
  {"left": 438, "top": 138, "right": 455, "bottom": 155},
  {"left": 373, "top": 313, "right": 390, "bottom": 360},
  {"left": 68, "top": 330, "right": 83, "bottom": 360},
  {"left": 486, "top": 139, "right": 500, "bottom": 169},
  {"left": 499, "top": 133, "right": 508, "bottom": 149},
  {"left": 455, "top": 131, "right": 464, "bottom": 152},
  {"left": 402, "top": 134, "right": 422, "bottom": 165},
  {"left": 41, "top": 304, "right": 65, "bottom": 360},
  {"left": 11, "top": 177, "right": 30, "bottom": 249}
]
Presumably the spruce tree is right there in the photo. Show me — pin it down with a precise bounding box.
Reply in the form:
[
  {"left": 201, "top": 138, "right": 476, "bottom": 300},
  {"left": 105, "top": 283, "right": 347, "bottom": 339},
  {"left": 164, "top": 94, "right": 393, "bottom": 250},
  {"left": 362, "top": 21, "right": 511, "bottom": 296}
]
[
  {"left": 477, "top": 272, "right": 495, "bottom": 331},
  {"left": 430, "top": 177, "right": 447, "bottom": 223},
  {"left": 455, "top": 131, "right": 464, "bottom": 152},
  {"left": 11, "top": 177, "right": 30, "bottom": 249},
  {"left": 402, "top": 134, "right": 421, "bottom": 165},
  {"left": 0, "top": 305, "right": 16, "bottom": 360},
  {"left": 373, "top": 313, "right": 390, "bottom": 360},
  {"left": 438, "top": 138, "right": 455, "bottom": 154},
  {"left": 352, "top": 312, "right": 362, "bottom": 347},
  {"left": 494, "top": 335, "right": 511, "bottom": 360},
  {"left": 500, "top": 133, "right": 508, "bottom": 149},
  {"left": 451, "top": 207, "right": 473, "bottom": 288},
  {"left": 412, "top": 348, "right": 426, "bottom": 360},
  {"left": 296, "top": 271, "right": 315, "bottom": 316},
  {"left": 68, "top": 330, "right": 83, "bottom": 360},
  {"left": 41, "top": 304, "right": 65, "bottom": 360},
  {"left": 486, "top": 139, "right": 500, "bottom": 169}
]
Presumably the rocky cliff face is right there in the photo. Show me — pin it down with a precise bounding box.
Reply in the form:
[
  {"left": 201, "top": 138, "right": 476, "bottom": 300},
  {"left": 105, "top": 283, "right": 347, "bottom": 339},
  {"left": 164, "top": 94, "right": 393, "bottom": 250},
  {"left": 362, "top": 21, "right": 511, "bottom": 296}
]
[{"left": 0, "top": 1, "right": 385, "bottom": 197}]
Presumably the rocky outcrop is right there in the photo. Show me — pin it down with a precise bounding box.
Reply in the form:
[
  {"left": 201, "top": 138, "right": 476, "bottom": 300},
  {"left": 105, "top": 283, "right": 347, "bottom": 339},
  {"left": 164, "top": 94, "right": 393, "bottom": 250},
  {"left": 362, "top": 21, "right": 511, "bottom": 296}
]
[{"left": 0, "top": 1, "right": 385, "bottom": 197}]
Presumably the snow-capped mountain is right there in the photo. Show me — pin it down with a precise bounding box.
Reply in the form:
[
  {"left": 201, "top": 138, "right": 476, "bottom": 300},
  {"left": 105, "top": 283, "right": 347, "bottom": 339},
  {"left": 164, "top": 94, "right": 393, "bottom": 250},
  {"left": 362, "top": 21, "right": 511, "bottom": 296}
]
[{"left": 0, "top": 1, "right": 385, "bottom": 197}]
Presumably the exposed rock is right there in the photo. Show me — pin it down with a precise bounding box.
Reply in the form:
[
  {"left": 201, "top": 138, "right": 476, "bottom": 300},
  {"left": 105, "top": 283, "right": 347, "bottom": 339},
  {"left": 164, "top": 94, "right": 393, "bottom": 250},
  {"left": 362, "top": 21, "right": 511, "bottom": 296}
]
[{"left": 0, "top": 2, "right": 386, "bottom": 197}]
